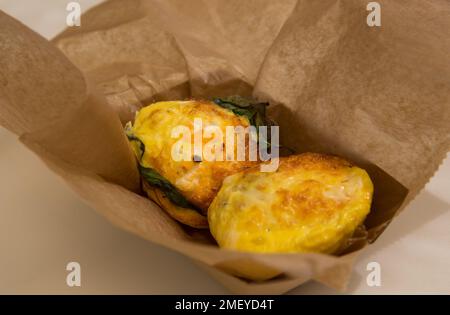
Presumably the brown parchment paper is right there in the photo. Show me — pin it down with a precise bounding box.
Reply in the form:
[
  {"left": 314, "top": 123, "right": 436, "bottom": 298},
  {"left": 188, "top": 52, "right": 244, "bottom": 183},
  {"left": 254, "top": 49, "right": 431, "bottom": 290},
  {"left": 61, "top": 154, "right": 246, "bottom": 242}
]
[{"left": 1, "top": 0, "right": 449, "bottom": 294}]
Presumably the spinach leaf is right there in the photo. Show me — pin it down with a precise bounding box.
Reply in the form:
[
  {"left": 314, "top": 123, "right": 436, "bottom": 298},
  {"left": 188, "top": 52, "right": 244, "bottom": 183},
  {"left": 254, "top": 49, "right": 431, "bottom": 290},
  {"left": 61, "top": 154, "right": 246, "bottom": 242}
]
[
  {"left": 125, "top": 122, "right": 202, "bottom": 213},
  {"left": 213, "top": 96, "right": 272, "bottom": 147},
  {"left": 125, "top": 122, "right": 145, "bottom": 159},
  {"left": 139, "top": 166, "right": 201, "bottom": 211},
  {"left": 213, "top": 96, "right": 270, "bottom": 131}
]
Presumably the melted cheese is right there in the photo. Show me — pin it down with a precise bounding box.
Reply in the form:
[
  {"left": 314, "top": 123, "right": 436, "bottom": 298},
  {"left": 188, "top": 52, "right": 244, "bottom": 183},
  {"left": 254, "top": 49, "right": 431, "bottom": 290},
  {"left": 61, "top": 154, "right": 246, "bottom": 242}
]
[{"left": 208, "top": 153, "right": 373, "bottom": 253}]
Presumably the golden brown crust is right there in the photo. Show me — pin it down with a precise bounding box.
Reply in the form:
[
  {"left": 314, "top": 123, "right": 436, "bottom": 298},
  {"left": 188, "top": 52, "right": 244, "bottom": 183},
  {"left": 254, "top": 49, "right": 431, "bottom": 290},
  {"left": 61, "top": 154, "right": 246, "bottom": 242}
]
[
  {"left": 142, "top": 180, "right": 209, "bottom": 229},
  {"left": 246, "top": 153, "right": 353, "bottom": 174},
  {"left": 208, "top": 153, "right": 373, "bottom": 253}
]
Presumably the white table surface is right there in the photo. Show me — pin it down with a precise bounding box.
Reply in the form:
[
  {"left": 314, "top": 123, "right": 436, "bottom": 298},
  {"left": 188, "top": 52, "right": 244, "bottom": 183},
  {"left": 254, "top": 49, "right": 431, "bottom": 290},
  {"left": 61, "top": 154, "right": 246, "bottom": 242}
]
[{"left": 0, "top": 0, "right": 449, "bottom": 294}]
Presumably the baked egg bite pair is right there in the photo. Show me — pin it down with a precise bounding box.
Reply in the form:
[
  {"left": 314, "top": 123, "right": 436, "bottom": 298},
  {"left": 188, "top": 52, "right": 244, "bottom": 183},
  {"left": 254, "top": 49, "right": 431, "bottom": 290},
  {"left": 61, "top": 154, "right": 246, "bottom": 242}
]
[{"left": 126, "top": 99, "right": 373, "bottom": 254}]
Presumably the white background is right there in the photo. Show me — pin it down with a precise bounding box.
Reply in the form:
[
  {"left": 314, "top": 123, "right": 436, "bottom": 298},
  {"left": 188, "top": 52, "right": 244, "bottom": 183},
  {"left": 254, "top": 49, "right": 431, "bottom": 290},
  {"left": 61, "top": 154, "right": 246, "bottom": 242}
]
[{"left": 0, "top": 0, "right": 449, "bottom": 294}]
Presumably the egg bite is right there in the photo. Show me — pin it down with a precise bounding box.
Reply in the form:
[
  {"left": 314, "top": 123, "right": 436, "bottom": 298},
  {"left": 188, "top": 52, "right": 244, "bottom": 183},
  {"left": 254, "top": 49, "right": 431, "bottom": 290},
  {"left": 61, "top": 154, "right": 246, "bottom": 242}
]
[
  {"left": 126, "top": 100, "right": 259, "bottom": 228},
  {"left": 208, "top": 153, "right": 373, "bottom": 253}
]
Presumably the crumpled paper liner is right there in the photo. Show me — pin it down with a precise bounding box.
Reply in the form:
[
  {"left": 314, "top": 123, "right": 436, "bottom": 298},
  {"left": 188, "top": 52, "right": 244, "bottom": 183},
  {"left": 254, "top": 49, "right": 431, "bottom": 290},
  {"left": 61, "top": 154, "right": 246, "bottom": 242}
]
[{"left": 1, "top": 0, "right": 449, "bottom": 294}]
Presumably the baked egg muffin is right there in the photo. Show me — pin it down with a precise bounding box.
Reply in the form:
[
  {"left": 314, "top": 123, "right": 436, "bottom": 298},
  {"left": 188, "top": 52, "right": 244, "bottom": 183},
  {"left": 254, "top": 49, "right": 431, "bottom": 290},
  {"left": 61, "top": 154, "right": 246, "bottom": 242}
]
[
  {"left": 208, "top": 153, "right": 373, "bottom": 253},
  {"left": 126, "top": 100, "right": 261, "bottom": 228}
]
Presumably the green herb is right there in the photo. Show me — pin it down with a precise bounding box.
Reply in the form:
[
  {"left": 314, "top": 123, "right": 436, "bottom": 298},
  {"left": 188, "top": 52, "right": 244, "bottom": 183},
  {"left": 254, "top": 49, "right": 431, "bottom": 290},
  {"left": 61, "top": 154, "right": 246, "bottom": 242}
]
[
  {"left": 213, "top": 97, "right": 296, "bottom": 154},
  {"left": 213, "top": 96, "right": 272, "bottom": 147},
  {"left": 125, "top": 122, "right": 145, "bottom": 159},
  {"left": 125, "top": 122, "right": 202, "bottom": 213},
  {"left": 213, "top": 96, "right": 270, "bottom": 130},
  {"left": 139, "top": 166, "right": 201, "bottom": 211}
]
